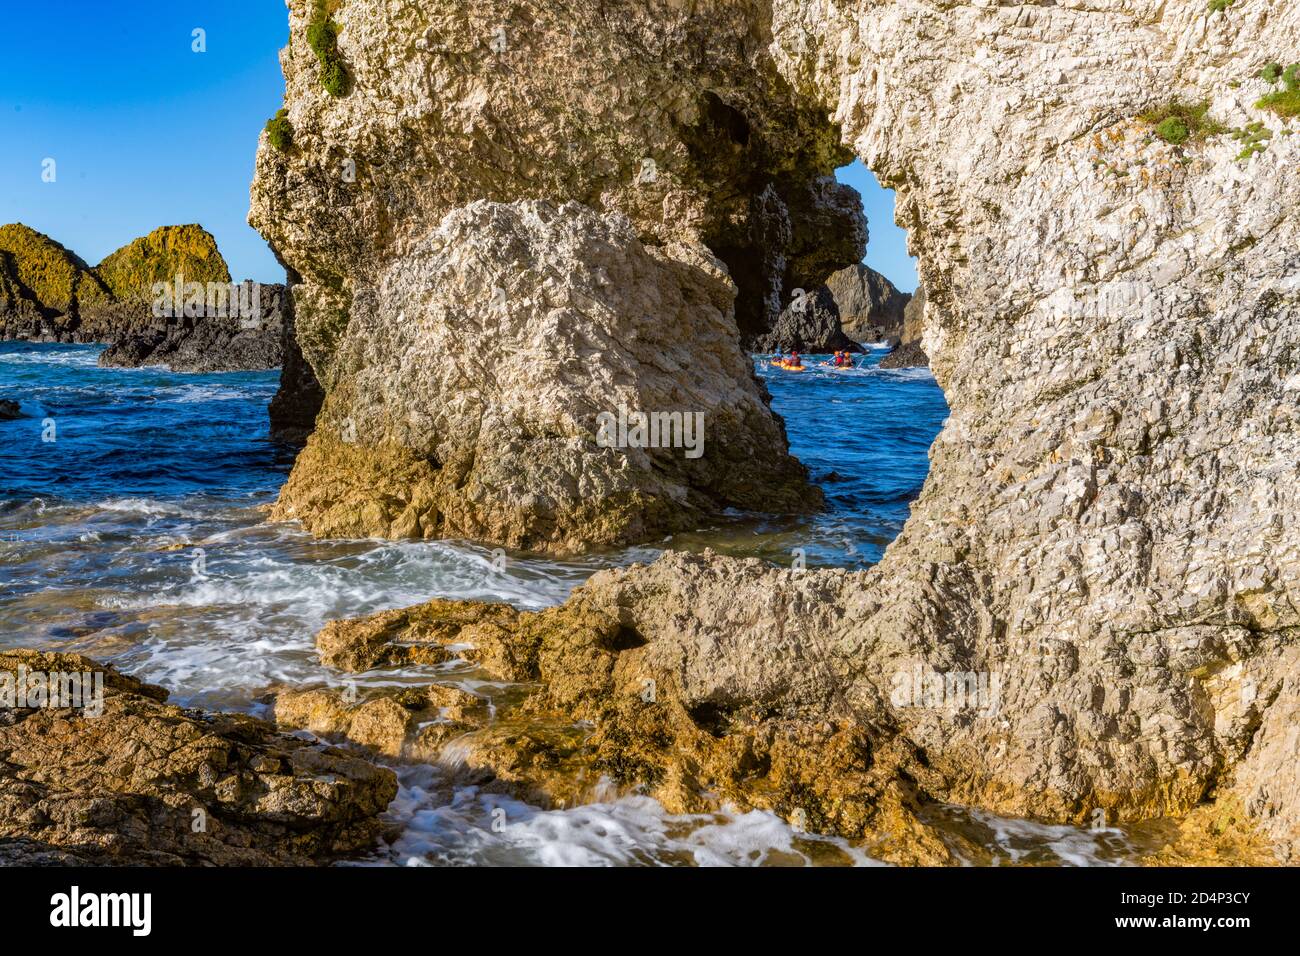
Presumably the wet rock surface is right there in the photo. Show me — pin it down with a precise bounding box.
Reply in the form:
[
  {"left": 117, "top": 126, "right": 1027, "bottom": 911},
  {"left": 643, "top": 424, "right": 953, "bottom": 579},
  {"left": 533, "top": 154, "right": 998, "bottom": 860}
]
[{"left": 0, "top": 649, "right": 397, "bottom": 865}]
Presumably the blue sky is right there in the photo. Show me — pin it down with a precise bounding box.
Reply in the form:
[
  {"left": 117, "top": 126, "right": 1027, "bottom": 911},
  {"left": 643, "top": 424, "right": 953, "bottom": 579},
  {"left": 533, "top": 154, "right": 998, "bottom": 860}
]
[
  {"left": 0, "top": 2, "right": 917, "bottom": 292},
  {"left": 0, "top": 1, "right": 288, "bottom": 282},
  {"left": 836, "top": 160, "right": 918, "bottom": 293}
]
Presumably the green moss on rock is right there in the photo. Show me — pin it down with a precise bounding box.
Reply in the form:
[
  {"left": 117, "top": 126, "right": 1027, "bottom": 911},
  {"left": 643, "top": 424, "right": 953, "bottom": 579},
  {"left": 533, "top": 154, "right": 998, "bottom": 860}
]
[
  {"left": 0, "top": 223, "right": 111, "bottom": 314},
  {"left": 1256, "top": 62, "right": 1300, "bottom": 119},
  {"left": 94, "top": 225, "right": 231, "bottom": 302},
  {"left": 265, "top": 108, "right": 294, "bottom": 152},
  {"left": 1140, "top": 100, "right": 1225, "bottom": 145},
  {"left": 307, "top": 1, "right": 350, "bottom": 97}
]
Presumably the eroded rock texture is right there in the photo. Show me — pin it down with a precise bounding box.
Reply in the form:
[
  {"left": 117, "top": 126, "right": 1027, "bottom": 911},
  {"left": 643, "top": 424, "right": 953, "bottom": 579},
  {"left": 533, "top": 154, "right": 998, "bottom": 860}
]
[
  {"left": 272, "top": 200, "right": 817, "bottom": 550},
  {"left": 824, "top": 263, "right": 912, "bottom": 343},
  {"left": 251, "top": 0, "right": 873, "bottom": 547},
  {"left": 255, "top": 0, "right": 1300, "bottom": 859},
  {"left": 0, "top": 650, "right": 397, "bottom": 865}
]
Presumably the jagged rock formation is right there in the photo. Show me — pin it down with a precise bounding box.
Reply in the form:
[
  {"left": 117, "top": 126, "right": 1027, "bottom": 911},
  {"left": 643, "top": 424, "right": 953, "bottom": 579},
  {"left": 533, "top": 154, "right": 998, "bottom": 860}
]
[
  {"left": 254, "top": 0, "right": 1300, "bottom": 860},
  {"left": 250, "top": 1, "right": 866, "bottom": 371},
  {"left": 748, "top": 286, "right": 864, "bottom": 354},
  {"left": 272, "top": 200, "right": 819, "bottom": 550},
  {"left": 824, "top": 264, "right": 912, "bottom": 343},
  {"left": 251, "top": 1, "right": 866, "bottom": 547},
  {"left": 0, "top": 650, "right": 396, "bottom": 865},
  {"left": 269, "top": 269, "right": 325, "bottom": 443},
  {"left": 879, "top": 285, "right": 929, "bottom": 368},
  {"left": 0, "top": 223, "right": 236, "bottom": 345},
  {"left": 99, "top": 283, "right": 286, "bottom": 372},
  {"left": 0, "top": 224, "right": 113, "bottom": 340}
]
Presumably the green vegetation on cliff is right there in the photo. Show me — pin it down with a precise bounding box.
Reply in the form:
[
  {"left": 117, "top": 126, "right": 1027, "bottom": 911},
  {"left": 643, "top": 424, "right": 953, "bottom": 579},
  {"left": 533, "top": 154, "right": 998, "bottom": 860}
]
[
  {"left": 308, "top": 1, "right": 349, "bottom": 97},
  {"left": 95, "top": 224, "right": 231, "bottom": 302},
  {"left": 265, "top": 108, "right": 294, "bottom": 152},
  {"left": 0, "top": 223, "right": 111, "bottom": 313},
  {"left": 1257, "top": 62, "right": 1300, "bottom": 119},
  {"left": 1139, "top": 100, "right": 1225, "bottom": 145}
]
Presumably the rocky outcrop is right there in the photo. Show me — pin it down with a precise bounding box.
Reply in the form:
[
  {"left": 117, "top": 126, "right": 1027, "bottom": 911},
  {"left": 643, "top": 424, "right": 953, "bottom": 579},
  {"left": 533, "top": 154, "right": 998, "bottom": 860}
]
[
  {"left": 0, "top": 399, "right": 20, "bottom": 421},
  {"left": 250, "top": 1, "right": 867, "bottom": 374},
  {"left": 269, "top": 269, "right": 324, "bottom": 443},
  {"left": 94, "top": 225, "right": 231, "bottom": 306},
  {"left": 748, "top": 286, "right": 864, "bottom": 354},
  {"left": 0, "top": 224, "right": 113, "bottom": 341},
  {"left": 0, "top": 223, "right": 242, "bottom": 346},
  {"left": 824, "top": 264, "right": 912, "bottom": 343},
  {"left": 98, "top": 284, "right": 286, "bottom": 372},
  {"left": 271, "top": 200, "right": 819, "bottom": 551},
  {"left": 878, "top": 341, "right": 928, "bottom": 370},
  {"left": 249, "top": 0, "right": 875, "bottom": 546},
  {"left": 879, "top": 285, "right": 929, "bottom": 368},
  {"left": 0, "top": 649, "right": 397, "bottom": 865},
  {"left": 252, "top": 0, "right": 1300, "bottom": 860}
]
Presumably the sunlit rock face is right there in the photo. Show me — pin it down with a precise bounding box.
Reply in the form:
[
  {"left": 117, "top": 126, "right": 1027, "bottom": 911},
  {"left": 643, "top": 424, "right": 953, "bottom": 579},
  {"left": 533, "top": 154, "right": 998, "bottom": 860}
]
[
  {"left": 254, "top": 0, "right": 1300, "bottom": 858},
  {"left": 766, "top": 0, "right": 1300, "bottom": 854},
  {"left": 271, "top": 199, "right": 818, "bottom": 552}
]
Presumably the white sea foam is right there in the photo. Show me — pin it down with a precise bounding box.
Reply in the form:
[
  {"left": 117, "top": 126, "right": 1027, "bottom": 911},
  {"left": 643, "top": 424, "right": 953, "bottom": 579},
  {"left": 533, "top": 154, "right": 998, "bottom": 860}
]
[
  {"left": 0, "top": 349, "right": 100, "bottom": 368},
  {"left": 372, "top": 769, "right": 882, "bottom": 868}
]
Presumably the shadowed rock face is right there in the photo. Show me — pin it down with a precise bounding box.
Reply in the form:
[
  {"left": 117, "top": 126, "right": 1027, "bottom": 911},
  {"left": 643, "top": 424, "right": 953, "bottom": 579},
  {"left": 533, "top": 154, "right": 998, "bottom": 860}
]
[
  {"left": 271, "top": 200, "right": 819, "bottom": 551},
  {"left": 747, "top": 286, "right": 864, "bottom": 354},
  {"left": 824, "top": 264, "right": 911, "bottom": 343},
  {"left": 0, "top": 650, "right": 397, "bottom": 865},
  {"left": 98, "top": 283, "right": 287, "bottom": 373},
  {"left": 254, "top": 0, "right": 1300, "bottom": 859}
]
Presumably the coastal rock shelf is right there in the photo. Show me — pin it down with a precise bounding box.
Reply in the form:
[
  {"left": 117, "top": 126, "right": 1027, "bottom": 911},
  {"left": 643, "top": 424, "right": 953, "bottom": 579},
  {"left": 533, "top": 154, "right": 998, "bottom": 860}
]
[
  {"left": 0, "top": 650, "right": 397, "bottom": 866},
  {"left": 249, "top": 0, "right": 1300, "bottom": 862}
]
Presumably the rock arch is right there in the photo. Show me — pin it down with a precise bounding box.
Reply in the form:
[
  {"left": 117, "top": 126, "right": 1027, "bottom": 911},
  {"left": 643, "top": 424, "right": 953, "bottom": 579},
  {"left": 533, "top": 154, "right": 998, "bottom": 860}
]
[{"left": 253, "top": 0, "right": 1300, "bottom": 858}]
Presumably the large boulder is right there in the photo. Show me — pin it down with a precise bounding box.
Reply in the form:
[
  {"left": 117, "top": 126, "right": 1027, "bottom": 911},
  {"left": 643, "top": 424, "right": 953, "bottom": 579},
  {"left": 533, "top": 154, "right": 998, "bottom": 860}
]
[
  {"left": 748, "top": 286, "right": 864, "bottom": 354},
  {"left": 272, "top": 200, "right": 819, "bottom": 551},
  {"left": 0, "top": 650, "right": 397, "bottom": 865},
  {"left": 824, "top": 264, "right": 912, "bottom": 342}
]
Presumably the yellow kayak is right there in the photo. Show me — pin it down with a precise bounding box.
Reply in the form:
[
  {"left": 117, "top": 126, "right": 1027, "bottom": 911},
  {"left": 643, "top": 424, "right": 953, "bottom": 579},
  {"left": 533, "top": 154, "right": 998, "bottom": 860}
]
[{"left": 769, "top": 361, "right": 807, "bottom": 372}]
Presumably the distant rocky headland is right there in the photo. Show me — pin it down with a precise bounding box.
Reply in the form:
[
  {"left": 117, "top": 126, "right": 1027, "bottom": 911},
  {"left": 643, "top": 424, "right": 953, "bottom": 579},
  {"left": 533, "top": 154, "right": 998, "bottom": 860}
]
[
  {"left": 0, "top": 222, "right": 322, "bottom": 440},
  {"left": 0, "top": 223, "right": 282, "bottom": 370}
]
